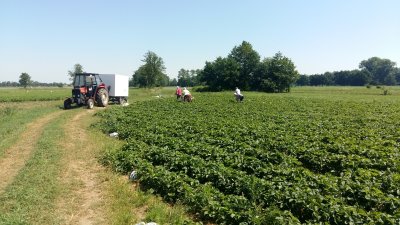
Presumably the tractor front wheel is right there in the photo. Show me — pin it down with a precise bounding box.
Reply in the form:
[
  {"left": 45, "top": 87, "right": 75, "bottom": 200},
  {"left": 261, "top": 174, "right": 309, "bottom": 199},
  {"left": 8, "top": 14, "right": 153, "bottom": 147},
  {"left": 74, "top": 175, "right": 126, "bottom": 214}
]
[
  {"left": 87, "top": 99, "right": 94, "bottom": 109},
  {"left": 96, "top": 88, "right": 109, "bottom": 107},
  {"left": 64, "top": 98, "right": 72, "bottom": 110}
]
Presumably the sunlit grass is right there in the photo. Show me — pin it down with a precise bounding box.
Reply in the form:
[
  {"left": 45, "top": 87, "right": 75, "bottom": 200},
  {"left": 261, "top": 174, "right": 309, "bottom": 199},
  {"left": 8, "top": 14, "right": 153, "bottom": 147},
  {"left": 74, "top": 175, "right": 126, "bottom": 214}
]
[
  {"left": 0, "top": 112, "right": 68, "bottom": 225},
  {"left": 0, "top": 102, "right": 60, "bottom": 157},
  {"left": 0, "top": 87, "right": 69, "bottom": 102}
]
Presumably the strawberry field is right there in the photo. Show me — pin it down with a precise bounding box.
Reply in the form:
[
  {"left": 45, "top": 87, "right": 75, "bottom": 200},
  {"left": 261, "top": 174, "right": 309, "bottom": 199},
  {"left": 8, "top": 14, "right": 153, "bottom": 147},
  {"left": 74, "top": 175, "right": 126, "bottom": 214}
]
[{"left": 96, "top": 90, "right": 400, "bottom": 224}]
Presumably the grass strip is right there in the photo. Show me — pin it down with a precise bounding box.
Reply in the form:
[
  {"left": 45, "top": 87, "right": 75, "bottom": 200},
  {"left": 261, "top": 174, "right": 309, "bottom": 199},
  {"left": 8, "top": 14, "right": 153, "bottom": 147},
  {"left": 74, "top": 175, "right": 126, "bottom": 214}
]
[
  {"left": 0, "top": 103, "right": 60, "bottom": 157},
  {"left": 103, "top": 175, "right": 198, "bottom": 225},
  {"left": 0, "top": 112, "right": 68, "bottom": 225}
]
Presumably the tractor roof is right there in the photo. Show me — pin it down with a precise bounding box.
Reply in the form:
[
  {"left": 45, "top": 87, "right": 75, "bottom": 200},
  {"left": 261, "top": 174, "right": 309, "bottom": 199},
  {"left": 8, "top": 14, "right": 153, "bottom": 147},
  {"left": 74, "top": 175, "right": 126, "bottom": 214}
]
[{"left": 75, "top": 73, "right": 100, "bottom": 76}]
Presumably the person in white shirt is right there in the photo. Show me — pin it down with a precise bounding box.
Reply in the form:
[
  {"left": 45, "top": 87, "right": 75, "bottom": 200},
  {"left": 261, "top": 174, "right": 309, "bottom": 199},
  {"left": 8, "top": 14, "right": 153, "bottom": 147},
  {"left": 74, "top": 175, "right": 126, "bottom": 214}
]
[
  {"left": 183, "top": 87, "right": 190, "bottom": 96},
  {"left": 183, "top": 87, "right": 193, "bottom": 102},
  {"left": 234, "top": 87, "right": 244, "bottom": 102},
  {"left": 235, "top": 87, "right": 241, "bottom": 96}
]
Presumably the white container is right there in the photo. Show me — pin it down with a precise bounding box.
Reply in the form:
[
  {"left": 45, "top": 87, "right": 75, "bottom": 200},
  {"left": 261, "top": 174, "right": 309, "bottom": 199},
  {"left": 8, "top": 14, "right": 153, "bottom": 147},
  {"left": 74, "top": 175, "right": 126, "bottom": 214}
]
[{"left": 99, "top": 74, "right": 129, "bottom": 97}]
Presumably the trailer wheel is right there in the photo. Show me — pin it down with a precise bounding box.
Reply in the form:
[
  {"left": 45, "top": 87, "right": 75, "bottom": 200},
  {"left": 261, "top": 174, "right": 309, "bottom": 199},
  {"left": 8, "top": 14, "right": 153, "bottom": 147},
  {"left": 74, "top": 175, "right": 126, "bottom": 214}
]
[
  {"left": 96, "top": 88, "right": 109, "bottom": 107},
  {"left": 119, "top": 97, "right": 127, "bottom": 105},
  {"left": 87, "top": 99, "right": 94, "bottom": 109}
]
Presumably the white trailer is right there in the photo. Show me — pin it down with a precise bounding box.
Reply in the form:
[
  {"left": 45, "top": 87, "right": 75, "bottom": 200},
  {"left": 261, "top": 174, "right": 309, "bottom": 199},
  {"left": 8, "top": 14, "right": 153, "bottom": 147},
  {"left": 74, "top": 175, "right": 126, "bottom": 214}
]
[{"left": 99, "top": 74, "right": 129, "bottom": 104}]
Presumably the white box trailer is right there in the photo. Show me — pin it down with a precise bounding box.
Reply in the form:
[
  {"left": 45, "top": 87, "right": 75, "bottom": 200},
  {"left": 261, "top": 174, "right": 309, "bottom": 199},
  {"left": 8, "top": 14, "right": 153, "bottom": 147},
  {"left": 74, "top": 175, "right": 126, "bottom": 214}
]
[{"left": 99, "top": 74, "right": 129, "bottom": 104}]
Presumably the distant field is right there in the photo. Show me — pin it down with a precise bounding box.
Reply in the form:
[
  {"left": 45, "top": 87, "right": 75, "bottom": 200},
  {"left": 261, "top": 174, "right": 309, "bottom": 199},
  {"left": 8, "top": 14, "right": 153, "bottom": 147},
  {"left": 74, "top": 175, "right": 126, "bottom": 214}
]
[
  {"left": 96, "top": 87, "right": 400, "bottom": 224},
  {"left": 0, "top": 87, "right": 70, "bottom": 102},
  {"left": 2, "top": 86, "right": 398, "bottom": 103},
  {"left": 0, "top": 87, "right": 177, "bottom": 103},
  {"left": 291, "top": 85, "right": 400, "bottom": 97},
  {"left": 128, "top": 87, "right": 176, "bottom": 102}
]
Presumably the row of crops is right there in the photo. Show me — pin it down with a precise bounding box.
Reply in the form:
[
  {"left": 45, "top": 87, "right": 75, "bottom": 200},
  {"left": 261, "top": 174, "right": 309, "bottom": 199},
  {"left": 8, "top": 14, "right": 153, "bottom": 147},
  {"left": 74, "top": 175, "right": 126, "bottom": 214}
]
[{"left": 96, "top": 91, "right": 400, "bottom": 224}]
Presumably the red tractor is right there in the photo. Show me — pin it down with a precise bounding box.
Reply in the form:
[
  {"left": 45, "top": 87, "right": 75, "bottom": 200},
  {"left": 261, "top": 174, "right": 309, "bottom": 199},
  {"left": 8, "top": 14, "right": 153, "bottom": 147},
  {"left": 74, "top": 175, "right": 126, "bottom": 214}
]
[{"left": 64, "top": 73, "right": 109, "bottom": 109}]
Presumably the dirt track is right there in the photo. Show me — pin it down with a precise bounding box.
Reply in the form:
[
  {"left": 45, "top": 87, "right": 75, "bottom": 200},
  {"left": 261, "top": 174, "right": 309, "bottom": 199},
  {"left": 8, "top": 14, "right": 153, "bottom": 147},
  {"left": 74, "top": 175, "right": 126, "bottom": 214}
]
[
  {"left": 55, "top": 110, "right": 106, "bottom": 225},
  {"left": 0, "top": 108, "right": 108, "bottom": 225},
  {"left": 0, "top": 110, "right": 63, "bottom": 194}
]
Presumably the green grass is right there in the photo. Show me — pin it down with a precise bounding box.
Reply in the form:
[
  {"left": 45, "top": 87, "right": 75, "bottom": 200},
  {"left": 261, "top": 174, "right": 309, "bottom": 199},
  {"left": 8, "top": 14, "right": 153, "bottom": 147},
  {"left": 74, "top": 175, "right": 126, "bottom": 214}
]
[
  {"left": 0, "top": 86, "right": 175, "bottom": 103},
  {"left": 1, "top": 86, "right": 398, "bottom": 103},
  {"left": 0, "top": 87, "right": 69, "bottom": 102},
  {"left": 291, "top": 85, "right": 400, "bottom": 97},
  {"left": 144, "top": 200, "right": 196, "bottom": 225},
  {"left": 103, "top": 175, "right": 198, "bottom": 225},
  {"left": 0, "top": 102, "right": 61, "bottom": 157},
  {"left": 128, "top": 87, "right": 176, "bottom": 102},
  {"left": 0, "top": 112, "right": 68, "bottom": 225}
]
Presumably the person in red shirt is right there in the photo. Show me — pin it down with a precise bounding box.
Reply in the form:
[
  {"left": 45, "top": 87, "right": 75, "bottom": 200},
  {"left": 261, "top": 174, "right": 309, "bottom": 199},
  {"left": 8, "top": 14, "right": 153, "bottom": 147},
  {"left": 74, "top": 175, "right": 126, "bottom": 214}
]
[{"left": 176, "top": 86, "right": 182, "bottom": 100}]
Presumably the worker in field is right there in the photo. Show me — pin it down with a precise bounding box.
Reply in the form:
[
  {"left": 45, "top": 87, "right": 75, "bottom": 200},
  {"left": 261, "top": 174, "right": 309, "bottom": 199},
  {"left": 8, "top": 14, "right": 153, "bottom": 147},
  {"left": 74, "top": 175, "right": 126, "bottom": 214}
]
[
  {"left": 234, "top": 87, "right": 244, "bottom": 102},
  {"left": 183, "top": 87, "right": 193, "bottom": 102},
  {"left": 176, "top": 86, "right": 182, "bottom": 100}
]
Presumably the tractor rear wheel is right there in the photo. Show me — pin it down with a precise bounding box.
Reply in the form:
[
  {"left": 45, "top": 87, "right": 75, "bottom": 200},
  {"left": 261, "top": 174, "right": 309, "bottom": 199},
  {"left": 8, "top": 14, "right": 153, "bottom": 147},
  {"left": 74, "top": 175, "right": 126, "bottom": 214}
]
[
  {"left": 87, "top": 99, "right": 94, "bottom": 109},
  {"left": 96, "top": 88, "right": 109, "bottom": 107}
]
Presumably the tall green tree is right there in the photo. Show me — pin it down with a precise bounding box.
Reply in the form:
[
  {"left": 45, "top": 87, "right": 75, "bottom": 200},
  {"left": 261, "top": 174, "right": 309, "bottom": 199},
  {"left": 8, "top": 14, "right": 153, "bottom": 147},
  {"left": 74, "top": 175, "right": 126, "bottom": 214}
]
[
  {"left": 384, "top": 73, "right": 397, "bottom": 85},
  {"left": 200, "top": 57, "right": 240, "bottom": 91},
  {"left": 348, "top": 70, "right": 370, "bottom": 86},
  {"left": 298, "top": 70, "right": 370, "bottom": 86},
  {"left": 177, "top": 69, "right": 190, "bottom": 87},
  {"left": 332, "top": 71, "right": 349, "bottom": 86},
  {"left": 157, "top": 74, "right": 170, "bottom": 87},
  {"left": 359, "top": 57, "right": 396, "bottom": 85},
  {"left": 19, "top": 72, "right": 32, "bottom": 88},
  {"left": 177, "top": 69, "right": 202, "bottom": 87},
  {"left": 200, "top": 41, "right": 299, "bottom": 92},
  {"left": 255, "top": 52, "right": 299, "bottom": 92},
  {"left": 68, "top": 64, "right": 84, "bottom": 81},
  {"left": 132, "top": 66, "right": 146, "bottom": 87},
  {"left": 395, "top": 68, "right": 400, "bottom": 84},
  {"left": 190, "top": 69, "right": 203, "bottom": 86},
  {"left": 133, "top": 51, "right": 167, "bottom": 87},
  {"left": 296, "top": 75, "right": 310, "bottom": 86},
  {"left": 169, "top": 78, "right": 178, "bottom": 86},
  {"left": 228, "top": 41, "right": 260, "bottom": 90}
]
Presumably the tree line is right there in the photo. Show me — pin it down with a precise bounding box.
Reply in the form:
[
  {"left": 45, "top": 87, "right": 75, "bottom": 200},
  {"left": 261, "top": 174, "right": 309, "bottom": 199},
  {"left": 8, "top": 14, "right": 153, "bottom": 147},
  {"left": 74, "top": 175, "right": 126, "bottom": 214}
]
[
  {"left": 0, "top": 73, "right": 65, "bottom": 88},
  {"left": 130, "top": 44, "right": 399, "bottom": 91},
  {"left": 131, "top": 41, "right": 299, "bottom": 93},
  {"left": 4, "top": 42, "right": 398, "bottom": 91},
  {"left": 296, "top": 57, "right": 400, "bottom": 86},
  {"left": 200, "top": 41, "right": 299, "bottom": 92}
]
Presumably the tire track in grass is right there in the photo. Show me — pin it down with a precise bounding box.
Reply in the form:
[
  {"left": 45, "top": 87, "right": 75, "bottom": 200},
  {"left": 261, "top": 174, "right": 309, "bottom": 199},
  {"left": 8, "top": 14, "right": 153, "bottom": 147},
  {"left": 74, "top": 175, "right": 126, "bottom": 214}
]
[
  {"left": 0, "top": 109, "right": 67, "bottom": 224},
  {"left": 55, "top": 109, "right": 107, "bottom": 225},
  {"left": 0, "top": 110, "right": 64, "bottom": 194}
]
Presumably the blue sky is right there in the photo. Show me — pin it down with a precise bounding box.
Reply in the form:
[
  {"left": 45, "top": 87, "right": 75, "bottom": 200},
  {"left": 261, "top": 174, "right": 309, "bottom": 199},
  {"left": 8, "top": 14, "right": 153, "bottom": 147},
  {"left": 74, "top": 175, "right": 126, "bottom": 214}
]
[{"left": 1, "top": 0, "right": 399, "bottom": 83}]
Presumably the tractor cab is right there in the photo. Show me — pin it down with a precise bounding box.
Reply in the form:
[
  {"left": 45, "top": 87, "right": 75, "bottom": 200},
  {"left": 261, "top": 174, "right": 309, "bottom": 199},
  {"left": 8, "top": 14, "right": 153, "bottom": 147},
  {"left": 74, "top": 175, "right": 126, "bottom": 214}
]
[
  {"left": 73, "top": 73, "right": 100, "bottom": 102},
  {"left": 64, "top": 73, "right": 109, "bottom": 109}
]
